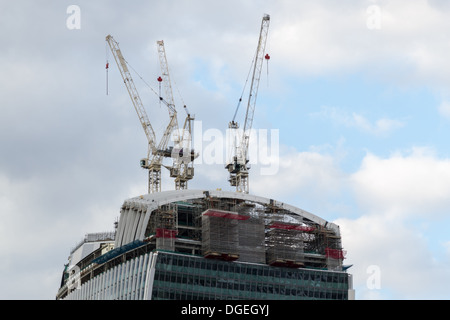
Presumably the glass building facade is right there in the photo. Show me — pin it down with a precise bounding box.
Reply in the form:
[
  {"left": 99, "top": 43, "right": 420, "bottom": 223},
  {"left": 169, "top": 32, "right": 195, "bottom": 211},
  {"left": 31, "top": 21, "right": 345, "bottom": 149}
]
[
  {"left": 152, "top": 252, "right": 350, "bottom": 300},
  {"left": 62, "top": 250, "right": 351, "bottom": 300}
]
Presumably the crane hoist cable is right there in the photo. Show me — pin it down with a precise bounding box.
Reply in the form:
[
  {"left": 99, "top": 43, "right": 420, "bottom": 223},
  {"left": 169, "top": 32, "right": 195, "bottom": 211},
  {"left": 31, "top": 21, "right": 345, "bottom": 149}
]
[
  {"left": 232, "top": 51, "right": 257, "bottom": 125},
  {"left": 105, "top": 41, "right": 110, "bottom": 95},
  {"left": 232, "top": 40, "right": 271, "bottom": 124},
  {"left": 107, "top": 44, "right": 173, "bottom": 113},
  {"left": 125, "top": 58, "right": 173, "bottom": 110}
]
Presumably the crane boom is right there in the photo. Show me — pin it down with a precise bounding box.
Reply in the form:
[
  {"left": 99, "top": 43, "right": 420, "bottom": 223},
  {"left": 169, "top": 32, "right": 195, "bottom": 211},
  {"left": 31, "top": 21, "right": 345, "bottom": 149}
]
[
  {"left": 241, "top": 14, "right": 270, "bottom": 160},
  {"left": 157, "top": 40, "right": 176, "bottom": 115},
  {"left": 226, "top": 14, "right": 270, "bottom": 194},
  {"left": 156, "top": 40, "right": 179, "bottom": 154}
]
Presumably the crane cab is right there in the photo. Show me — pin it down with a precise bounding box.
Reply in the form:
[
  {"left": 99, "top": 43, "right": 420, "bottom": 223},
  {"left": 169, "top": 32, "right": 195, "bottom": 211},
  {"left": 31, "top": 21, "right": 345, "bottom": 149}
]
[{"left": 140, "top": 158, "right": 150, "bottom": 169}]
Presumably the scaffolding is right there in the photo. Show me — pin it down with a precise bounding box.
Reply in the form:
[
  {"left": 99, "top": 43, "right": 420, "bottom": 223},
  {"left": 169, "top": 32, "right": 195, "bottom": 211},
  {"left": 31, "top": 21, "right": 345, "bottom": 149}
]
[
  {"left": 238, "top": 214, "right": 266, "bottom": 264},
  {"left": 147, "top": 204, "right": 178, "bottom": 251},
  {"left": 266, "top": 221, "right": 306, "bottom": 268},
  {"left": 143, "top": 195, "right": 344, "bottom": 270},
  {"left": 201, "top": 209, "right": 244, "bottom": 261}
]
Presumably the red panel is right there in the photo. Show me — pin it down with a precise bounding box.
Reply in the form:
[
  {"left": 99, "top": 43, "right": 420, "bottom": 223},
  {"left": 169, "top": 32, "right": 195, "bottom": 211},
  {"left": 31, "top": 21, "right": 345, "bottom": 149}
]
[
  {"left": 156, "top": 228, "right": 177, "bottom": 238},
  {"left": 269, "top": 222, "right": 314, "bottom": 232},
  {"left": 325, "top": 248, "right": 345, "bottom": 259},
  {"left": 203, "top": 209, "right": 250, "bottom": 220}
]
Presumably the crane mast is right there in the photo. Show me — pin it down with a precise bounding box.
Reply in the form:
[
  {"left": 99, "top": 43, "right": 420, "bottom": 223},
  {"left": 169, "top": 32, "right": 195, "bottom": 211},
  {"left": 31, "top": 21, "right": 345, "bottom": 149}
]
[
  {"left": 172, "top": 105, "right": 196, "bottom": 190},
  {"left": 106, "top": 35, "right": 163, "bottom": 193},
  {"left": 226, "top": 14, "right": 270, "bottom": 194}
]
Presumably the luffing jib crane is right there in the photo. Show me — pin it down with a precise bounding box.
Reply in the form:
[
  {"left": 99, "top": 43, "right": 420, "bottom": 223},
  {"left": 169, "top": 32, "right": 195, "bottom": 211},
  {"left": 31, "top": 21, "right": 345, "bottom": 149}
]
[
  {"left": 106, "top": 35, "right": 172, "bottom": 193},
  {"left": 226, "top": 14, "right": 270, "bottom": 194}
]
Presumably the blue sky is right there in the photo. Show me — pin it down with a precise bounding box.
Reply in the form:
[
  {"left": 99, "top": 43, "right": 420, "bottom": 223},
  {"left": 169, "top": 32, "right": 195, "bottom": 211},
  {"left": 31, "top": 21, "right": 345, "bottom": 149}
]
[{"left": 1, "top": 0, "right": 450, "bottom": 300}]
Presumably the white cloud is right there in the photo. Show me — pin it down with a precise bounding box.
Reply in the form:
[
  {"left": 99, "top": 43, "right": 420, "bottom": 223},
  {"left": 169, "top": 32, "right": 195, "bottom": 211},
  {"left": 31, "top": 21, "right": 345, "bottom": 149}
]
[
  {"left": 444, "top": 241, "right": 450, "bottom": 257},
  {"left": 250, "top": 145, "right": 450, "bottom": 299},
  {"left": 336, "top": 213, "right": 450, "bottom": 299},
  {"left": 350, "top": 148, "right": 450, "bottom": 217},
  {"left": 438, "top": 101, "right": 450, "bottom": 119},
  {"left": 251, "top": 147, "right": 345, "bottom": 201},
  {"left": 312, "top": 106, "right": 405, "bottom": 136},
  {"left": 267, "top": 1, "right": 450, "bottom": 92},
  {"left": 336, "top": 147, "right": 450, "bottom": 299}
]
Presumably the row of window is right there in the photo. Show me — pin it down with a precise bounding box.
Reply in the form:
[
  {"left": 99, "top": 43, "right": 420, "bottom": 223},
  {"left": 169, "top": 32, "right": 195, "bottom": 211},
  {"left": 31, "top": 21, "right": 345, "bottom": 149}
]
[
  {"left": 63, "top": 251, "right": 349, "bottom": 300},
  {"left": 152, "top": 273, "right": 348, "bottom": 300},
  {"left": 152, "top": 252, "right": 349, "bottom": 300},
  {"left": 152, "top": 288, "right": 348, "bottom": 300},
  {"left": 156, "top": 253, "right": 349, "bottom": 287},
  {"left": 152, "top": 280, "right": 348, "bottom": 300},
  {"left": 154, "top": 266, "right": 348, "bottom": 291}
]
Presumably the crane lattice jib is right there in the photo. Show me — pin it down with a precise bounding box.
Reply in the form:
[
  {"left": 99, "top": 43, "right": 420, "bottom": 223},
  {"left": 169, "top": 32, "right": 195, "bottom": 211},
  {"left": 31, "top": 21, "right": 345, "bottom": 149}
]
[
  {"left": 240, "top": 14, "right": 270, "bottom": 162},
  {"left": 157, "top": 40, "right": 195, "bottom": 190},
  {"left": 106, "top": 35, "right": 157, "bottom": 155},
  {"left": 156, "top": 40, "right": 179, "bottom": 147},
  {"left": 157, "top": 40, "right": 176, "bottom": 116}
]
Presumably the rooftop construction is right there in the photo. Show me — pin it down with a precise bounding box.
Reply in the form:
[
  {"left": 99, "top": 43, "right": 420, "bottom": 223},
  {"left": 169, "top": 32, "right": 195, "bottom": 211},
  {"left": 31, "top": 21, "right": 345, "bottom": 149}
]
[
  {"left": 57, "top": 190, "right": 353, "bottom": 300},
  {"left": 115, "top": 190, "right": 345, "bottom": 270}
]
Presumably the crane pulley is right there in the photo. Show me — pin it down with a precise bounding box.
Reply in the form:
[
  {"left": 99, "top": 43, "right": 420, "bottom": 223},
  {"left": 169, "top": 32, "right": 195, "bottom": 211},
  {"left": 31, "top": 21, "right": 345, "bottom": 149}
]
[{"left": 226, "top": 14, "right": 270, "bottom": 194}]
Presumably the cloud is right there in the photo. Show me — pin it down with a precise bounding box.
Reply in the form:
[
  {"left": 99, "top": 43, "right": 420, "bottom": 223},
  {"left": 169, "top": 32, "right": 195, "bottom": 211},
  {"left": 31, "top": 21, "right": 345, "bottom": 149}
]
[
  {"left": 266, "top": 1, "right": 450, "bottom": 93},
  {"left": 336, "top": 213, "right": 450, "bottom": 299},
  {"left": 249, "top": 145, "right": 450, "bottom": 299},
  {"left": 438, "top": 100, "right": 450, "bottom": 119},
  {"left": 312, "top": 106, "right": 405, "bottom": 136},
  {"left": 336, "top": 147, "right": 450, "bottom": 299},
  {"left": 247, "top": 145, "right": 349, "bottom": 218},
  {"left": 350, "top": 147, "right": 450, "bottom": 217}
]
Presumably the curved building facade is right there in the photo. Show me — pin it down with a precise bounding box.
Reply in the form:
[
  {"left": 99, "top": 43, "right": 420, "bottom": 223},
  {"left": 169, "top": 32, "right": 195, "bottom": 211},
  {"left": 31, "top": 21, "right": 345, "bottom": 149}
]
[{"left": 56, "top": 190, "right": 354, "bottom": 300}]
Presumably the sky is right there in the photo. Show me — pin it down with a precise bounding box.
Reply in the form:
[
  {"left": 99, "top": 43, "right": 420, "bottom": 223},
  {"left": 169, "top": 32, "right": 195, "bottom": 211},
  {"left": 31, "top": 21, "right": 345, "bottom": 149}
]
[{"left": 1, "top": 0, "right": 450, "bottom": 300}]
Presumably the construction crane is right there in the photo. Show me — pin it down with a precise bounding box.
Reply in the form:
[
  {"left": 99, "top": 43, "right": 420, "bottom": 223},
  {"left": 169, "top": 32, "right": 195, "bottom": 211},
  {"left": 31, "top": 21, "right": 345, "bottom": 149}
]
[
  {"left": 226, "top": 14, "right": 270, "bottom": 194},
  {"left": 156, "top": 40, "right": 197, "bottom": 190},
  {"left": 106, "top": 35, "right": 173, "bottom": 193}
]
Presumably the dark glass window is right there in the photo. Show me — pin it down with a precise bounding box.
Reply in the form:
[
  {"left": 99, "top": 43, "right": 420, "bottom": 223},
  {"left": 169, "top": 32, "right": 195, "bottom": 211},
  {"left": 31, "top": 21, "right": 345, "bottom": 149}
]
[{"left": 151, "top": 253, "right": 349, "bottom": 300}]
